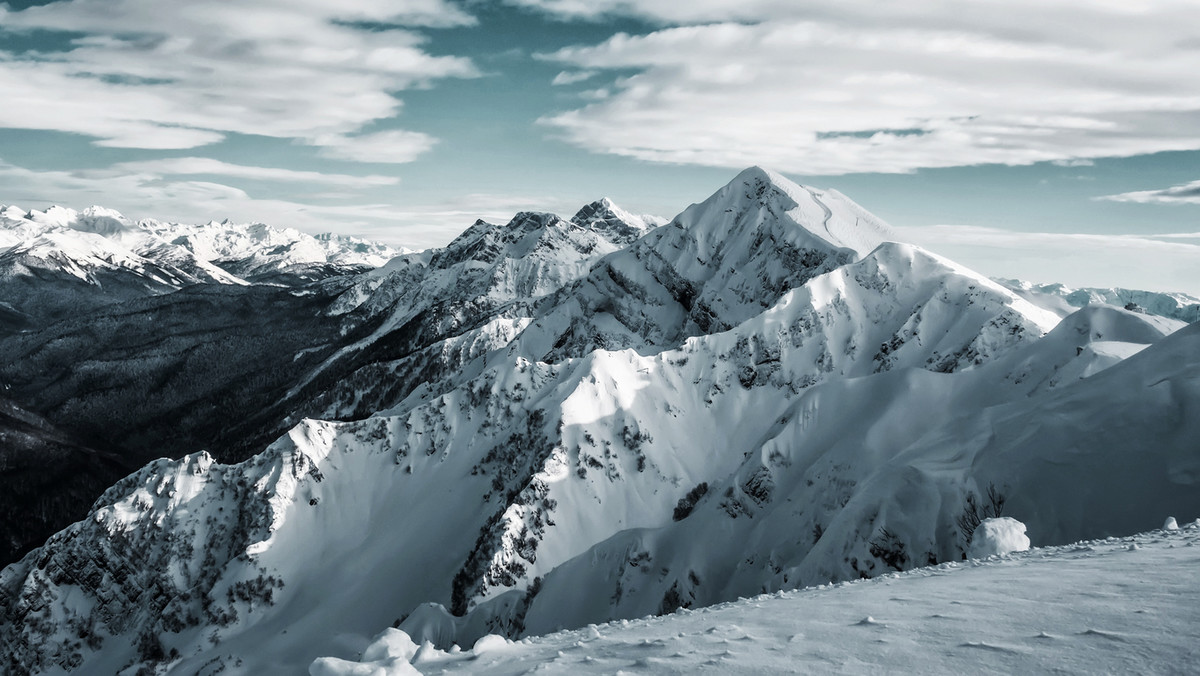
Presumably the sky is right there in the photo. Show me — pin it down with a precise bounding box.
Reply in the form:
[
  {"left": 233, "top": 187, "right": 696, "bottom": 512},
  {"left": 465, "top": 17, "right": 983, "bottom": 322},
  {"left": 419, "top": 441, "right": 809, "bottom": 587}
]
[{"left": 1, "top": 0, "right": 1199, "bottom": 295}]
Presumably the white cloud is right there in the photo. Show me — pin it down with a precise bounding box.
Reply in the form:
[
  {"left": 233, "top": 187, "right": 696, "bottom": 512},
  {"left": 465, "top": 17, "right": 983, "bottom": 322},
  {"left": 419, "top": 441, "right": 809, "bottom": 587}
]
[
  {"left": 531, "top": 2, "right": 1200, "bottom": 174},
  {"left": 551, "top": 70, "right": 597, "bottom": 85},
  {"left": 1147, "top": 232, "right": 1200, "bottom": 241},
  {"left": 110, "top": 158, "right": 400, "bottom": 187},
  {"left": 506, "top": 0, "right": 802, "bottom": 23},
  {"left": 0, "top": 1, "right": 476, "bottom": 153},
  {"left": 512, "top": 0, "right": 1194, "bottom": 28},
  {"left": 307, "top": 130, "right": 439, "bottom": 164},
  {"left": 1099, "top": 180, "right": 1200, "bottom": 205},
  {"left": 1051, "top": 159, "right": 1095, "bottom": 168},
  {"left": 899, "top": 224, "right": 1200, "bottom": 297}
]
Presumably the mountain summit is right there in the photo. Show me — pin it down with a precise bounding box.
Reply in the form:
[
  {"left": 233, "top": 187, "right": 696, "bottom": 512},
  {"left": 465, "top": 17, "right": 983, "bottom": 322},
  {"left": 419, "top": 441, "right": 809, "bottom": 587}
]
[
  {"left": 571, "top": 197, "right": 663, "bottom": 241},
  {"left": 675, "top": 166, "right": 899, "bottom": 258}
]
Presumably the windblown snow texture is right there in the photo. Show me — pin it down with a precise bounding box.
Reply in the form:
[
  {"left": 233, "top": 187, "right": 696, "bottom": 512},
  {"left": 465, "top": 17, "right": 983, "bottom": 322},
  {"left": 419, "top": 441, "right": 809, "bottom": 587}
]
[{"left": 316, "top": 525, "right": 1200, "bottom": 675}]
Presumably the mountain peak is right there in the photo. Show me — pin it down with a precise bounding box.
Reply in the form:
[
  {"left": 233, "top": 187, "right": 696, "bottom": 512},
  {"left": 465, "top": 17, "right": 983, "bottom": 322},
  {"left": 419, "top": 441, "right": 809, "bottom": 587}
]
[
  {"left": 72, "top": 206, "right": 133, "bottom": 236},
  {"left": 677, "top": 166, "right": 899, "bottom": 258},
  {"left": 571, "top": 197, "right": 659, "bottom": 245},
  {"left": 731, "top": 164, "right": 787, "bottom": 185},
  {"left": 0, "top": 204, "right": 30, "bottom": 222},
  {"left": 26, "top": 205, "right": 79, "bottom": 229},
  {"left": 572, "top": 197, "right": 629, "bottom": 224}
]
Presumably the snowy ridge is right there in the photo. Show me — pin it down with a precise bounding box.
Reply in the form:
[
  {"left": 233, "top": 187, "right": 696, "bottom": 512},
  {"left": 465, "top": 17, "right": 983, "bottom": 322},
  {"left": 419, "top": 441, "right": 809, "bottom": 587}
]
[
  {"left": 1, "top": 168, "right": 1197, "bottom": 675},
  {"left": 458, "top": 311, "right": 1192, "bottom": 642},
  {"left": 0, "top": 203, "right": 404, "bottom": 290},
  {"left": 0, "top": 202, "right": 405, "bottom": 327},
  {"left": 514, "top": 168, "right": 903, "bottom": 363},
  {"left": 570, "top": 197, "right": 666, "bottom": 239},
  {"left": 331, "top": 201, "right": 653, "bottom": 318},
  {"left": 998, "top": 277, "right": 1200, "bottom": 324},
  {"left": 296, "top": 199, "right": 662, "bottom": 421}
]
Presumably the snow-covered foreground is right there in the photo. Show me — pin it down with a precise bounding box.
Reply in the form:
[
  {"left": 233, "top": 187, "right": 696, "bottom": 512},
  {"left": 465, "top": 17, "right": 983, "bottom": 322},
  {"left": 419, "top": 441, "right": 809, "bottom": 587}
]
[{"left": 315, "top": 523, "right": 1200, "bottom": 675}]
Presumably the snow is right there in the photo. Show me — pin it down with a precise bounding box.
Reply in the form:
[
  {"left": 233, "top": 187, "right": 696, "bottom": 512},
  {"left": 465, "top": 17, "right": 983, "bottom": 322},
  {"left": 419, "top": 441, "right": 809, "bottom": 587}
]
[
  {"left": 1163, "top": 516, "right": 1179, "bottom": 531},
  {"left": 2, "top": 168, "right": 1198, "bottom": 675},
  {"left": 683, "top": 166, "right": 898, "bottom": 259},
  {"left": 311, "top": 527, "right": 1200, "bottom": 675},
  {"left": 0, "top": 201, "right": 404, "bottom": 291},
  {"left": 469, "top": 634, "right": 511, "bottom": 655},
  {"left": 998, "top": 277, "right": 1200, "bottom": 324},
  {"left": 967, "top": 517, "right": 1031, "bottom": 559}
]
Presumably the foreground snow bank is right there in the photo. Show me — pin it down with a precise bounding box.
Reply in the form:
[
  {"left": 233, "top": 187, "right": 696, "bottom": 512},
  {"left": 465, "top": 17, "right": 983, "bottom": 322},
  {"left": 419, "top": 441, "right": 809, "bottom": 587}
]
[
  {"left": 313, "top": 526, "right": 1200, "bottom": 675},
  {"left": 309, "top": 630, "right": 510, "bottom": 676},
  {"left": 310, "top": 628, "right": 423, "bottom": 676},
  {"left": 968, "top": 517, "right": 1031, "bottom": 559}
]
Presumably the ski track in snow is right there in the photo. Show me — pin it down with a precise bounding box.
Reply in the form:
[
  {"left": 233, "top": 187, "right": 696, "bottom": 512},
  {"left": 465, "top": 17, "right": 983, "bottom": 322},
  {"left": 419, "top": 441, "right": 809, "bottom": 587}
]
[
  {"left": 803, "top": 186, "right": 836, "bottom": 244},
  {"left": 316, "top": 526, "right": 1200, "bottom": 675}
]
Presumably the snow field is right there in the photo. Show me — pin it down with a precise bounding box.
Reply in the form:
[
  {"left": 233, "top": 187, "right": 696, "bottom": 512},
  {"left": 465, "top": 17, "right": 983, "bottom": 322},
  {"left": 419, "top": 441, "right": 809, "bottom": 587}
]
[{"left": 316, "top": 525, "right": 1200, "bottom": 675}]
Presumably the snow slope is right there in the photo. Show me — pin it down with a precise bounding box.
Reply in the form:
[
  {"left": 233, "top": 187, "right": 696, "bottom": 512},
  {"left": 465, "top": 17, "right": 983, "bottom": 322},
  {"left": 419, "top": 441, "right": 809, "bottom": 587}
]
[
  {"left": 441, "top": 307, "right": 1190, "bottom": 642},
  {"left": 315, "top": 524, "right": 1200, "bottom": 675}
]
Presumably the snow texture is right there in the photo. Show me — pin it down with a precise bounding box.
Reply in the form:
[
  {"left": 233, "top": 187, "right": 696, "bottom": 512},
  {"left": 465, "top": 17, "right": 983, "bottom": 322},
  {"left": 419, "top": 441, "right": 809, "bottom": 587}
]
[
  {"left": 312, "top": 527, "right": 1200, "bottom": 675},
  {"left": 967, "top": 517, "right": 1031, "bottom": 559}
]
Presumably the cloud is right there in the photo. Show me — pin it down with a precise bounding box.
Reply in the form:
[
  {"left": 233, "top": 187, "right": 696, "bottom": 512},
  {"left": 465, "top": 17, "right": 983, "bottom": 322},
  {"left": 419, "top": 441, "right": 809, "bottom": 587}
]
[
  {"left": 899, "top": 224, "right": 1200, "bottom": 296},
  {"left": 0, "top": 1, "right": 477, "bottom": 154},
  {"left": 1146, "top": 232, "right": 1200, "bottom": 240},
  {"left": 551, "top": 70, "right": 597, "bottom": 85},
  {"left": 1099, "top": 180, "right": 1200, "bottom": 205},
  {"left": 530, "top": 2, "right": 1200, "bottom": 174},
  {"left": 307, "top": 130, "right": 439, "bottom": 163},
  {"left": 506, "top": 0, "right": 810, "bottom": 23},
  {"left": 109, "top": 158, "right": 401, "bottom": 187},
  {"left": 1051, "top": 159, "right": 1095, "bottom": 168}
]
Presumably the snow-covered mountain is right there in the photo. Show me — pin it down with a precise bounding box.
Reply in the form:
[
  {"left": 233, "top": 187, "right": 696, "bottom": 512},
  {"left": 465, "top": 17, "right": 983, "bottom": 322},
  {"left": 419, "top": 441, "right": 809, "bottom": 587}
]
[
  {"left": 0, "top": 204, "right": 404, "bottom": 275},
  {"left": 997, "top": 277, "right": 1200, "bottom": 324},
  {"left": 0, "top": 204, "right": 404, "bottom": 325},
  {"left": 1, "top": 168, "right": 1196, "bottom": 675},
  {"left": 0, "top": 205, "right": 406, "bottom": 567}
]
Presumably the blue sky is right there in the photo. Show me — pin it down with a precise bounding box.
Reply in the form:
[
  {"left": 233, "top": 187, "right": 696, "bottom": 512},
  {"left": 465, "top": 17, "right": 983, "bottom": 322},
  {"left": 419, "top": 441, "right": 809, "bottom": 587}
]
[{"left": 1, "top": 0, "right": 1199, "bottom": 294}]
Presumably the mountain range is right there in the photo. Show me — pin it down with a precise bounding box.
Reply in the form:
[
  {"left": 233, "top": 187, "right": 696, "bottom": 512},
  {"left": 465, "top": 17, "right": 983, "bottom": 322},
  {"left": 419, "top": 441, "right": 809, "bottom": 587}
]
[{"left": 0, "top": 168, "right": 1196, "bottom": 674}]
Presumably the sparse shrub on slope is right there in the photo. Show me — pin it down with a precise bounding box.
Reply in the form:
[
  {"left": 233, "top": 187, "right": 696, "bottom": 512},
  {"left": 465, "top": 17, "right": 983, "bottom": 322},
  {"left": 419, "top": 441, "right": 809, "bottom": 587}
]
[{"left": 957, "top": 483, "right": 1008, "bottom": 554}]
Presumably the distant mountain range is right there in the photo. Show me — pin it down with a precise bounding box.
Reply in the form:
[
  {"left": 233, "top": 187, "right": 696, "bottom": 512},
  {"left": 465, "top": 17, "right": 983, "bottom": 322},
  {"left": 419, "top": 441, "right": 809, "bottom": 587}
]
[
  {"left": 1, "top": 169, "right": 1196, "bottom": 675},
  {"left": 0, "top": 204, "right": 403, "bottom": 328},
  {"left": 997, "top": 277, "right": 1200, "bottom": 324}
]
